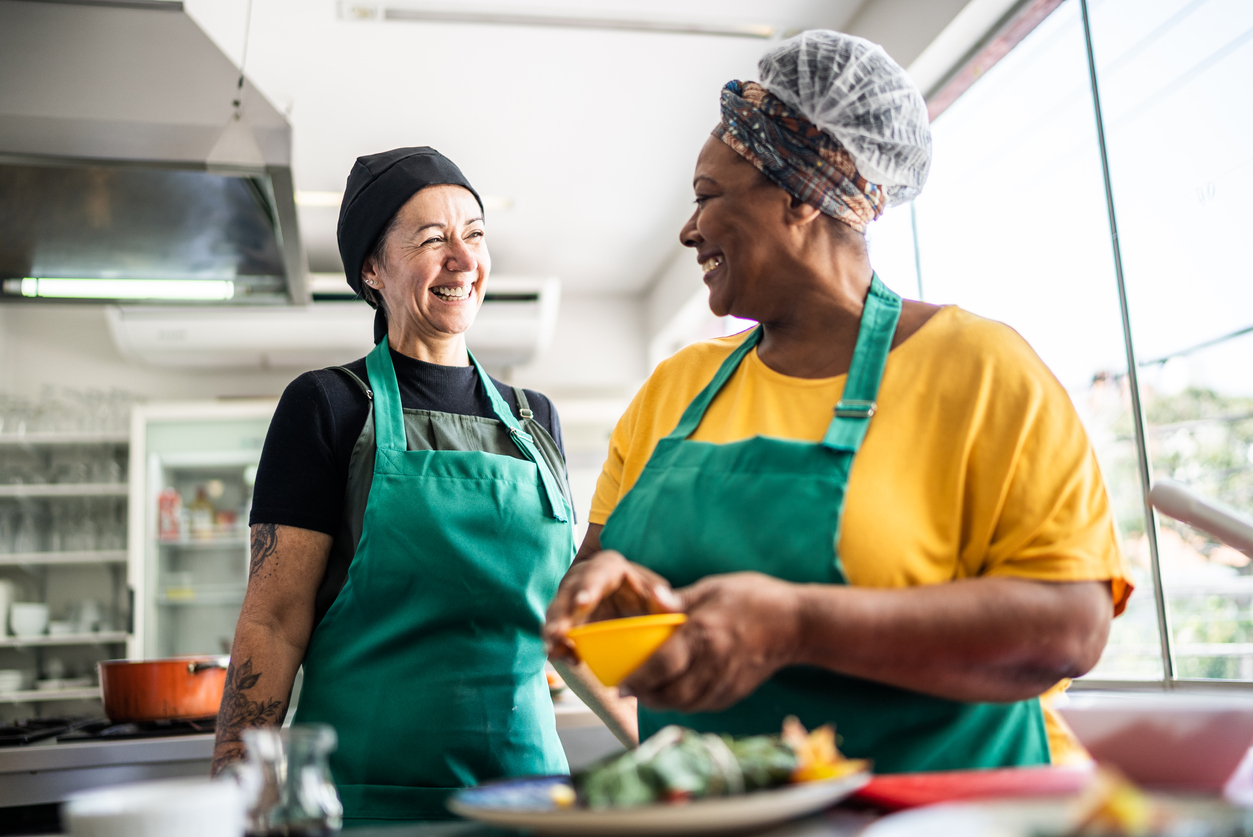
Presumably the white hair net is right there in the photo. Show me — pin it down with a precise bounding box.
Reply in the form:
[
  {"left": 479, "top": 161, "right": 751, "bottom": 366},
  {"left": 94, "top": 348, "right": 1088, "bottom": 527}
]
[{"left": 757, "top": 30, "right": 931, "bottom": 205}]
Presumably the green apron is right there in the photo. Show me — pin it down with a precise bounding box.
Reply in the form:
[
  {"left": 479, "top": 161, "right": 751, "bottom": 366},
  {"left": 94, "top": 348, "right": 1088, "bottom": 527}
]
[
  {"left": 600, "top": 276, "right": 1050, "bottom": 773},
  {"left": 294, "top": 338, "right": 573, "bottom": 824}
]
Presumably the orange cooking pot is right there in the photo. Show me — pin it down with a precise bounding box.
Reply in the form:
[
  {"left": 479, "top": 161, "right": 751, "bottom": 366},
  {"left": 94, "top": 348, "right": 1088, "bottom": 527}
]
[{"left": 97, "top": 656, "right": 229, "bottom": 723}]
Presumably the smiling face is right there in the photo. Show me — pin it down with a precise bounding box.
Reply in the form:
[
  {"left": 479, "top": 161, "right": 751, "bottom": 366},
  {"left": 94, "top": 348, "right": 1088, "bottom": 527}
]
[
  {"left": 679, "top": 136, "right": 797, "bottom": 320},
  {"left": 362, "top": 184, "right": 488, "bottom": 351}
]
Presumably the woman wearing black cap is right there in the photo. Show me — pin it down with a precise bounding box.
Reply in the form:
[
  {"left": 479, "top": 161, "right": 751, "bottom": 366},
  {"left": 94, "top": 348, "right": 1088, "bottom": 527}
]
[{"left": 211, "top": 147, "right": 575, "bottom": 824}]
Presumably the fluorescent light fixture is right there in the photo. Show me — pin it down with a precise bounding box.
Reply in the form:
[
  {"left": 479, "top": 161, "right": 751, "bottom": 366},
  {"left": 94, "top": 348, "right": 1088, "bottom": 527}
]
[
  {"left": 296, "top": 190, "right": 514, "bottom": 211},
  {"left": 340, "top": 3, "right": 775, "bottom": 38},
  {"left": 10, "top": 278, "right": 236, "bottom": 301}
]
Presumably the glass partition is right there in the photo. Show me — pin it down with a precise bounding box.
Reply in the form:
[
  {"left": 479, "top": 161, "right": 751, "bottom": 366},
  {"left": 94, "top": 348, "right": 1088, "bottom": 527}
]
[
  {"left": 1088, "top": 0, "right": 1253, "bottom": 680},
  {"left": 908, "top": 0, "right": 1166, "bottom": 679},
  {"left": 898, "top": 0, "right": 1253, "bottom": 684}
]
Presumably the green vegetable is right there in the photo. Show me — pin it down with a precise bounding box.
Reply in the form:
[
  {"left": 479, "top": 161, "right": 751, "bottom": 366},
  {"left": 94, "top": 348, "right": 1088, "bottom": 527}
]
[
  {"left": 575, "top": 726, "right": 799, "bottom": 809},
  {"left": 727, "top": 734, "right": 800, "bottom": 790}
]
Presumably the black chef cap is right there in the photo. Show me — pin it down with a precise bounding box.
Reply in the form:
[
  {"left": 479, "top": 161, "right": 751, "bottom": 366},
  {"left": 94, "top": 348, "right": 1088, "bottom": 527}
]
[{"left": 337, "top": 146, "right": 484, "bottom": 344}]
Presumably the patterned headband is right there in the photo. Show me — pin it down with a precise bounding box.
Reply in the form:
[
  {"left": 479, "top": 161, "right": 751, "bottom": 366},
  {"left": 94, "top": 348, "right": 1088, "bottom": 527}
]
[{"left": 712, "top": 80, "right": 887, "bottom": 233}]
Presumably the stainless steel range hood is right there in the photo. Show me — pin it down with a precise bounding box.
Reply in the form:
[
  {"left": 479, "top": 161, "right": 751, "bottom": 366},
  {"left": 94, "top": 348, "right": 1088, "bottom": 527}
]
[{"left": 0, "top": 0, "right": 307, "bottom": 304}]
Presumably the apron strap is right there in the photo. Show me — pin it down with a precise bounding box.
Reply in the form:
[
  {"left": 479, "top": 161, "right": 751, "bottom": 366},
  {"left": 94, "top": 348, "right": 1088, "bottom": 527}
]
[
  {"left": 332, "top": 365, "right": 373, "bottom": 399},
  {"left": 663, "top": 276, "right": 900, "bottom": 449},
  {"left": 365, "top": 338, "right": 406, "bottom": 452},
  {"left": 665, "top": 327, "right": 763, "bottom": 441},
  {"left": 821, "top": 275, "right": 902, "bottom": 452},
  {"left": 512, "top": 387, "right": 535, "bottom": 420},
  {"left": 469, "top": 353, "right": 571, "bottom": 524}
]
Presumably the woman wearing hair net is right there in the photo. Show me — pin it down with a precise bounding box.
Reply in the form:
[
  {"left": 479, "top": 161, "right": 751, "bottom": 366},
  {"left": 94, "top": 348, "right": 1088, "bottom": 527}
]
[{"left": 547, "top": 31, "right": 1131, "bottom": 771}]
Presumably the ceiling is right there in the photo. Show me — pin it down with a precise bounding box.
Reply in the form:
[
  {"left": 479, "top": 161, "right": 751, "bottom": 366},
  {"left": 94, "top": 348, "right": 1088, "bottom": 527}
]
[{"left": 181, "top": 0, "right": 872, "bottom": 296}]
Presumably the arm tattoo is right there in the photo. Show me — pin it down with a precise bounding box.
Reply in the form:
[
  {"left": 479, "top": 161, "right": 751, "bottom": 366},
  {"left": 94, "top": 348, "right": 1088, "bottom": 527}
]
[
  {"left": 211, "top": 657, "right": 284, "bottom": 775},
  {"left": 250, "top": 523, "right": 279, "bottom": 581}
]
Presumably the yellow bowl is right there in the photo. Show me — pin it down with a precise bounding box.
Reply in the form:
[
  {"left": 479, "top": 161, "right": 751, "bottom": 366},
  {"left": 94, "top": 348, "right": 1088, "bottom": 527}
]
[{"left": 566, "top": 613, "right": 688, "bottom": 687}]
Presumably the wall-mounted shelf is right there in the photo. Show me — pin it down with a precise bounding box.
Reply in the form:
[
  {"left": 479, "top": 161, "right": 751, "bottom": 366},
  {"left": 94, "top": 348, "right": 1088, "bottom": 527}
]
[
  {"left": 0, "top": 433, "right": 129, "bottom": 447},
  {"left": 0, "top": 631, "right": 127, "bottom": 649},
  {"left": 0, "top": 687, "right": 100, "bottom": 704},
  {"left": 0, "top": 483, "right": 128, "bottom": 498},
  {"left": 158, "top": 586, "right": 246, "bottom": 606},
  {"left": 159, "top": 537, "right": 248, "bottom": 549},
  {"left": 0, "top": 550, "right": 127, "bottom": 566}
]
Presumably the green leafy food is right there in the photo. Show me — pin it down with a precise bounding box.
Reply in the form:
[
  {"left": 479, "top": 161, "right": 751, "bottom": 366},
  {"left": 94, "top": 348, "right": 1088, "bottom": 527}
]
[
  {"left": 728, "top": 734, "right": 800, "bottom": 790},
  {"left": 575, "top": 726, "right": 800, "bottom": 809}
]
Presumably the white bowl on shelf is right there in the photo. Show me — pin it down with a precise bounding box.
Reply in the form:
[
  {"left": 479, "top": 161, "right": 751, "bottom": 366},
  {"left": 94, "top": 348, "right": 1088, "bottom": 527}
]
[
  {"left": 9, "top": 602, "right": 48, "bottom": 638},
  {"left": 0, "top": 669, "right": 29, "bottom": 693},
  {"left": 48, "top": 620, "right": 76, "bottom": 636}
]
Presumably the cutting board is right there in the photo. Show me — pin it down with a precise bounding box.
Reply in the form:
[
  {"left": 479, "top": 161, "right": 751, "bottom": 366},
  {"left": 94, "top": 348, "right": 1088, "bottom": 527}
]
[{"left": 851, "top": 766, "right": 1094, "bottom": 811}]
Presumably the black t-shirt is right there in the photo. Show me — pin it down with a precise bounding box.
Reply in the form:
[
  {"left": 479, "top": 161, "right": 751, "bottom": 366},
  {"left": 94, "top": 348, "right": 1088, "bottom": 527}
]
[{"left": 249, "top": 349, "right": 566, "bottom": 535}]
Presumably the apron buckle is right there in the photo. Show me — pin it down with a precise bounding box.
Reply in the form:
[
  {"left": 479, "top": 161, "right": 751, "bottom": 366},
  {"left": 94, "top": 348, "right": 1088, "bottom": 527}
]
[{"left": 834, "top": 400, "right": 877, "bottom": 418}]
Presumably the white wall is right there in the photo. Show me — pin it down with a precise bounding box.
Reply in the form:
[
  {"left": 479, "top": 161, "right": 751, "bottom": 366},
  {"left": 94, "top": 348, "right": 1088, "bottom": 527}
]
[
  {"left": 512, "top": 293, "right": 647, "bottom": 396},
  {"left": 848, "top": 0, "right": 975, "bottom": 69},
  {"left": 512, "top": 293, "right": 648, "bottom": 537},
  {"left": 0, "top": 305, "right": 299, "bottom": 400}
]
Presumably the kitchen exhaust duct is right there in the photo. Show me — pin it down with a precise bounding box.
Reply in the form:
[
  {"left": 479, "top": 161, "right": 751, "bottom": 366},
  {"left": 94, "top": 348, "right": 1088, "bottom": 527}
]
[{"left": 0, "top": 0, "right": 307, "bottom": 304}]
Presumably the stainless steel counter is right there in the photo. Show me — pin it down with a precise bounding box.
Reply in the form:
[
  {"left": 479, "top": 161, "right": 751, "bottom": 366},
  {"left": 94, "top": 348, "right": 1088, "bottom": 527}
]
[
  {"left": 0, "top": 696, "right": 610, "bottom": 809},
  {"left": 0, "top": 732, "right": 214, "bottom": 808}
]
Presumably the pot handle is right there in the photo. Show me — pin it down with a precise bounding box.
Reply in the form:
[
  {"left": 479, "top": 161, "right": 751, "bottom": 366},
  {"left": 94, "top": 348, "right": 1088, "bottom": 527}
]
[{"left": 188, "top": 657, "right": 230, "bottom": 675}]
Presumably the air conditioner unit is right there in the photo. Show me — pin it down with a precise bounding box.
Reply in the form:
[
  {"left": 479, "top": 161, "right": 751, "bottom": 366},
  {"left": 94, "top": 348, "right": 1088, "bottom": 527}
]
[{"left": 105, "top": 277, "right": 560, "bottom": 369}]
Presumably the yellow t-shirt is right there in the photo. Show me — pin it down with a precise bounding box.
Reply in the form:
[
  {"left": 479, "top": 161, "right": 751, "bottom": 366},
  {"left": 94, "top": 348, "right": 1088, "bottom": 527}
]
[{"left": 590, "top": 306, "right": 1131, "bottom": 765}]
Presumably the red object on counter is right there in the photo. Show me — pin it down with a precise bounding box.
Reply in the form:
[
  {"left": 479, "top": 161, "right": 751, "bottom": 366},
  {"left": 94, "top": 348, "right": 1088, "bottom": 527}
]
[
  {"left": 97, "top": 656, "right": 229, "bottom": 723},
  {"left": 851, "top": 765, "right": 1094, "bottom": 811}
]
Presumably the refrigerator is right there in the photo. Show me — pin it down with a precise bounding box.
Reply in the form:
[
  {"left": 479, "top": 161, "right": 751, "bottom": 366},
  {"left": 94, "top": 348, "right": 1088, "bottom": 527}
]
[{"left": 127, "top": 401, "right": 276, "bottom": 660}]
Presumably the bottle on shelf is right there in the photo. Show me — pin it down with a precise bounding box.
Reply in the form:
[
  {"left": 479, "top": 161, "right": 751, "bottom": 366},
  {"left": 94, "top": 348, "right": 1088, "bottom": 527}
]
[{"left": 187, "top": 486, "right": 216, "bottom": 540}]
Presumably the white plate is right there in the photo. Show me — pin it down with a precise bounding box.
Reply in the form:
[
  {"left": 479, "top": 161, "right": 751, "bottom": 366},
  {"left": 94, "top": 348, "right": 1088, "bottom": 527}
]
[
  {"left": 859, "top": 799, "right": 1078, "bottom": 837},
  {"left": 447, "top": 771, "right": 871, "bottom": 836}
]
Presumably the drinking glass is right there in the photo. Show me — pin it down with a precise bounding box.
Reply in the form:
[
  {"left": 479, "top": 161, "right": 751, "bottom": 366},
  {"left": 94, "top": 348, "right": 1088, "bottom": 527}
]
[
  {"left": 0, "top": 506, "right": 14, "bottom": 554},
  {"left": 13, "top": 505, "right": 38, "bottom": 554},
  {"left": 239, "top": 725, "right": 343, "bottom": 836}
]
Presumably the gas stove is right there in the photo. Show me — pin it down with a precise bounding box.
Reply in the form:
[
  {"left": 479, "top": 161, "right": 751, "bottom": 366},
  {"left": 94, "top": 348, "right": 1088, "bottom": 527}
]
[
  {"left": 0, "top": 716, "right": 215, "bottom": 746},
  {"left": 0, "top": 718, "right": 87, "bottom": 747}
]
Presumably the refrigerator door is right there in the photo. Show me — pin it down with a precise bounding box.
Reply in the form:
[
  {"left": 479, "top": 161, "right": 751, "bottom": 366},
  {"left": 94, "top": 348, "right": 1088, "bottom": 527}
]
[{"left": 129, "top": 402, "right": 275, "bottom": 659}]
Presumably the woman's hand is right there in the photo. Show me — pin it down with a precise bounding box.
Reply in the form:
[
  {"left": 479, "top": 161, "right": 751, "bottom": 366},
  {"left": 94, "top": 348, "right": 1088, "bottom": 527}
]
[
  {"left": 544, "top": 550, "right": 681, "bottom": 664},
  {"left": 621, "top": 572, "right": 804, "bottom": 714}
]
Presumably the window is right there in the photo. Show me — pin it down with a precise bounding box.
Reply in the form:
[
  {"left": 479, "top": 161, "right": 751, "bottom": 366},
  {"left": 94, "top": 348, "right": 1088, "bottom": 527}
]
[
  {"left": 1092, "top": 0, "right": 1253, "bottom": 681},
  {"left": 900, "top": 0, "right": 1253, "bottom": 684}
]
